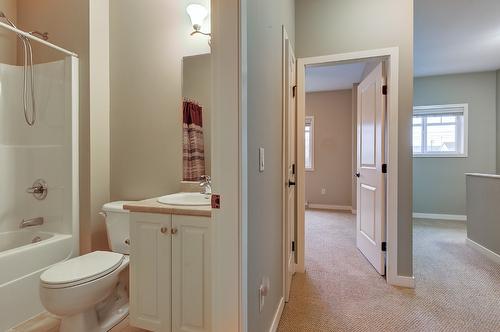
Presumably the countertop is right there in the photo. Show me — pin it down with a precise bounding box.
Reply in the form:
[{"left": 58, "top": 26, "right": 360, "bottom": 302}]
[{"left": 124, "top": 198, "right": 211, "bottom": 217}]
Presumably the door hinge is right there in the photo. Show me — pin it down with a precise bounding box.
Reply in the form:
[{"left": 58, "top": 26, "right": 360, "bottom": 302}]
[
  {"left": 382, "top": 163, "right": 387, "bottom": 174},
  {"left": 381, "top": 242, "right": 387, "bottom": 252},
  {"left": 292, "top": 85, "right": 297, "bottom": 97},
  {"left": 292, "top": 241, "right": 295, "bottom": 252},
  {"left": 382, "top": 85, "right": 388, "bottom": 95}
]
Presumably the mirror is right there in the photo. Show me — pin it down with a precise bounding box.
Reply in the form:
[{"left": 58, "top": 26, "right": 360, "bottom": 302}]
[{"left": 182, "top": 53, "right": 211, "bottom": 181}]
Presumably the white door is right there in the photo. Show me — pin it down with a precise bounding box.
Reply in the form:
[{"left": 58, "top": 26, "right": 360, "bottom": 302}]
[
  {"left": 130, "top": 213, "right": 172, "bottom": 332},
  {"left": 172, "top": 215, "right": 211, "bottom": 332},
  {"left": 356, "top": 63, "right": 386, "bottom": 275},
  {"left": 284, "top": 33, "right": 296, "bottom": 301}
]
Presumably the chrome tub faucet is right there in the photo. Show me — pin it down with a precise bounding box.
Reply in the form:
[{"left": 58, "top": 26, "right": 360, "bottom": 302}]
[{"left": 20, "top": 217, "right": 44, "bottom": 228}]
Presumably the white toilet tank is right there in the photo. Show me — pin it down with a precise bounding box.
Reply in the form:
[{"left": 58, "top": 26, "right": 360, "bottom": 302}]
[{"left": 102, "top": 201, "right": 133, "bottom": 255}]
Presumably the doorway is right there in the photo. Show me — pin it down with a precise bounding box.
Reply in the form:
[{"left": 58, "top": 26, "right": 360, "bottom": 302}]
[{"left": 290, "top": 48, "right": 407, "bottom": 287}]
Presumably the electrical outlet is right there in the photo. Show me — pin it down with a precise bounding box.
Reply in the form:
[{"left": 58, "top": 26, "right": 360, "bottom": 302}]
[
  {"left": 321, "top": 188, "right": 326, "bottom": 195},
  {"left": 259, "top": 276, "right": 270, "bottom": 312}
]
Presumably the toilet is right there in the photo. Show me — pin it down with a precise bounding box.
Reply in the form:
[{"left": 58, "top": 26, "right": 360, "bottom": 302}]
[{"left": 39, "top": 201, "right": 132, "bottom": 332}]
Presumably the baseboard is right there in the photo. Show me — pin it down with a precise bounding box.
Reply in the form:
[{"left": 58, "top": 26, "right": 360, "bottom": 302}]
[
  {"left": 388, "top": 275, "right": 415, "bottom": 288},
  {"left": 269, "top": 297, "right": 284, "bottom": 332},
  {"left": 308, "top": 204, "right": 352, "bottom": 211},
  {"left": 466, "top": 238, "right": 500, "bottom": 264},
  {"left": 413, "top": 213, "right": 467, "bottom": 221}
]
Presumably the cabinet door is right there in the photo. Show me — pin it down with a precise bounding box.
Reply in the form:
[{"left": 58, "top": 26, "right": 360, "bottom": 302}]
[
  {"left": 172, "top": 215, "right": 211, "bottom": 332},
  {"left": 130, "top": 213, "right": 172, "bottom": 332}
]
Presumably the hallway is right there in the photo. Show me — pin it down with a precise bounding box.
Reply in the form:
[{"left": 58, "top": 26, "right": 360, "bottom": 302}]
[{"left": 277, "top": 210, "right": 500, "bottom": 331}]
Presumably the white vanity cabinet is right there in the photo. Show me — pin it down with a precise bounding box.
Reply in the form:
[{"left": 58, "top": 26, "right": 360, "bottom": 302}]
[{"left": 129, "top": 212, "right": 211, "bottom": 332}]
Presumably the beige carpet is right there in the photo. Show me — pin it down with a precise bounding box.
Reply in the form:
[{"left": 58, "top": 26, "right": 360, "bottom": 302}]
[{"left": 277, "top": 210, "right": 500, "bottom": 332}]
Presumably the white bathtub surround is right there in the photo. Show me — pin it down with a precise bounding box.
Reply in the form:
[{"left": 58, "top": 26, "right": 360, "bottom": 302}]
[{"left": 0, "top": 57, "right": 79, "bottom": 331}]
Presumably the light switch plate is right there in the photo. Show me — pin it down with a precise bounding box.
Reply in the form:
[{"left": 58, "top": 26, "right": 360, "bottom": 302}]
[{"left": 259, "top": 148, "right": 265, "bottom": 172}]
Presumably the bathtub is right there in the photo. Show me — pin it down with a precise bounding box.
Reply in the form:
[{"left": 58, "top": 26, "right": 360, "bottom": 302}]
[{"left": 0, "top": 229, "right": 73, "bottom": 331}]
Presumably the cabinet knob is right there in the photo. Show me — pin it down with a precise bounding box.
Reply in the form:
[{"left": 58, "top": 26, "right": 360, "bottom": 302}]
[
  {"left": 171, "top": 228, "right": 178, "bottom": 235},
  {"left": 160, "top": 227, "right": 168, "bottom": 234}
]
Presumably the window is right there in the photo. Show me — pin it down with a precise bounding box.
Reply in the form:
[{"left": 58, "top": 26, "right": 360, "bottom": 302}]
[
  {"left": 413, "top": 104, "right": 468, "bottom": 157},
  {"left": 305, "top": 116, "right": 314, "bottom": 170}
]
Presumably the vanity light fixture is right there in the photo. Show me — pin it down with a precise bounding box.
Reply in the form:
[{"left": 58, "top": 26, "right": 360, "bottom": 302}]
[{"left": 186, "top": 4, "right": 211, "bottom": 37}]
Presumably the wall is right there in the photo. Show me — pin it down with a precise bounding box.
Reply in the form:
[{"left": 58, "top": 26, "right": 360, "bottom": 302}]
[
  {"left": 497, "top": 70, "right": 500, "bottom": 173},
  {"left": 0, "top": 0, "right": 17, "bottom": 64},
  {"left": 295, "top": 0, "right": 414, "bottom": 276},
  {"left": 305, "top": 90, "right": 352, "bottom": 207},
  {"left": 413, "top": 72, "right": 497, "bottom": 216},
  {"left": 247, "top": 0, "right": 295, "bottom": 330},
  {"left": 89, "top": 0, "right": 110, "bottom": 250},
  {"left": 466, "top": 175, "right": 500, "bottom": 256},
  {"left": 110, "top": 0, "right": 210, "bottom": 201},
  {"left": 182, "top": 53, "right": 211, "bottom": 176}
]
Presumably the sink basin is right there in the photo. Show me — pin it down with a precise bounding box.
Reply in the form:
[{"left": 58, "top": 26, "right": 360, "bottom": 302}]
[{"left": 157, "top": 192, "right": 211, "bottom": 206}]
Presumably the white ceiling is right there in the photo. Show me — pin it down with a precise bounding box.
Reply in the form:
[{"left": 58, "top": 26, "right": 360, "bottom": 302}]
[
  {"left": 305, "top": 62, "right": 366, "bottom": 92},
  {"left": 415, "top": 0, "right": 500, "bottom": 77}
]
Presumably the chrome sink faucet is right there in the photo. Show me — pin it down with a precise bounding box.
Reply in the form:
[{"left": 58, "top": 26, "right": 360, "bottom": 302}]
[
  {"left": 200, "top": 175, "right": 212, "bottom": 195},
  {"left": 20, "top": 216, "right": 44, "bottom": 228}
]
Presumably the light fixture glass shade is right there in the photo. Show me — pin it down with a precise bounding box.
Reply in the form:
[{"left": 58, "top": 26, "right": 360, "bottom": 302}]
[{"left": 186, "top": 4, "right": 208, "bottom": 30}]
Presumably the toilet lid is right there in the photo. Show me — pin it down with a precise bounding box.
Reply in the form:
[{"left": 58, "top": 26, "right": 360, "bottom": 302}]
[{"left": 41, "top": 251, "right": 124, "bottom": 287}]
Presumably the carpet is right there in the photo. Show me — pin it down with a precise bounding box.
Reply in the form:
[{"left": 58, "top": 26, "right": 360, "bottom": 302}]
[{"left": 277, "top": 210, "right": 500, "bottom": 332}]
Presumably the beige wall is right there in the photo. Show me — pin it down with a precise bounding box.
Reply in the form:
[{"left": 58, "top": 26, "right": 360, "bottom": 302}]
[
  {"left": 89, "top": 0, "right": 110, "bottom": 250},
  {"left": 0, "top": 0, "right": 17, "bottom": 64},
  {"left": 247, "top": 0, "right": 295, "bottom": 330},
  {"left": 305, "top": 90, "right": 353, "bottom": 207},
  {"left": 110, "top": 0, "right": 210, "bottom": 201},
  {"left": 182, "top": 53, "right": 211, "bottom": 176},
  {"left": 296, "top": 0, "right": 414, "bottom": 277}
]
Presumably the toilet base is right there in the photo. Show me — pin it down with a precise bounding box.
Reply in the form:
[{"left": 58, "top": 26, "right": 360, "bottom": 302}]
[{"left": 60, "top": 282, "right": 129, "bottom": 332}]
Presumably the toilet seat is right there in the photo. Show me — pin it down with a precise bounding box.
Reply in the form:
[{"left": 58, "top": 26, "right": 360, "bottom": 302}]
[{"left": 40, "top": 251, "right": 125, "bottom": 289}]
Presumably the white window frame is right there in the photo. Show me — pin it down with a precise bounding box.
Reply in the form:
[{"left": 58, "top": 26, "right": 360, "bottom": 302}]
[
  {"left": 413, "top": 104, "right": 468, "bottom": 158},
  {"left": 305, "top": 116, "right": 315, "bottom": 171}
]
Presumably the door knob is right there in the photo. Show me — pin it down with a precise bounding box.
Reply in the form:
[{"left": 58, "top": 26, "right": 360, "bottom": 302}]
[
  {"left": 160, "top": 227, "right": 168, "bottom": 234},
  {"left": 354, "top": 172, "right": 360, "bottom": 178},
  {"left": 171, "top": 228, "right": 178, "bottom": 235}
]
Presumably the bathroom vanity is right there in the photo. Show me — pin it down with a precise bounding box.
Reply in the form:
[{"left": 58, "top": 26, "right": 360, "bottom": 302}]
[{"left": 124, "top": 198, "right": 211, "bottom": 332}]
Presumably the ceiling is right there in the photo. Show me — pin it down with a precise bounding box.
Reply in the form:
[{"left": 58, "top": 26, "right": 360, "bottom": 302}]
[
  {"left": 305, "top": 62, "right": 366, "bottom": 92},
  {"left": 415, "top": 0, "right": 500, "bottom": 77}
]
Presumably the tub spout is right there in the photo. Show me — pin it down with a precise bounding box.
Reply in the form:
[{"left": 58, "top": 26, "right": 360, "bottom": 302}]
[{"left": 20, "top": 217, "right": 44, "bottom": 228}]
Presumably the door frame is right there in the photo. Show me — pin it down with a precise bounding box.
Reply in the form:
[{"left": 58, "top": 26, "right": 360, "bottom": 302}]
[
  {"left": 295, "top": 47, "right": 412, "bottom": 288},
  {"left": 282, "top": 26, "right": 295, "bottom": 303}
]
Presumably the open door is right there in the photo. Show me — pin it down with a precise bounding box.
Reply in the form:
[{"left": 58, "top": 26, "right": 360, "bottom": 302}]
[
  {"left": 356, "top": 62, "right": 386, "bottom": 275},
  {"left": 284, "top": 30, "right": 296, "bottom": 301}
]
